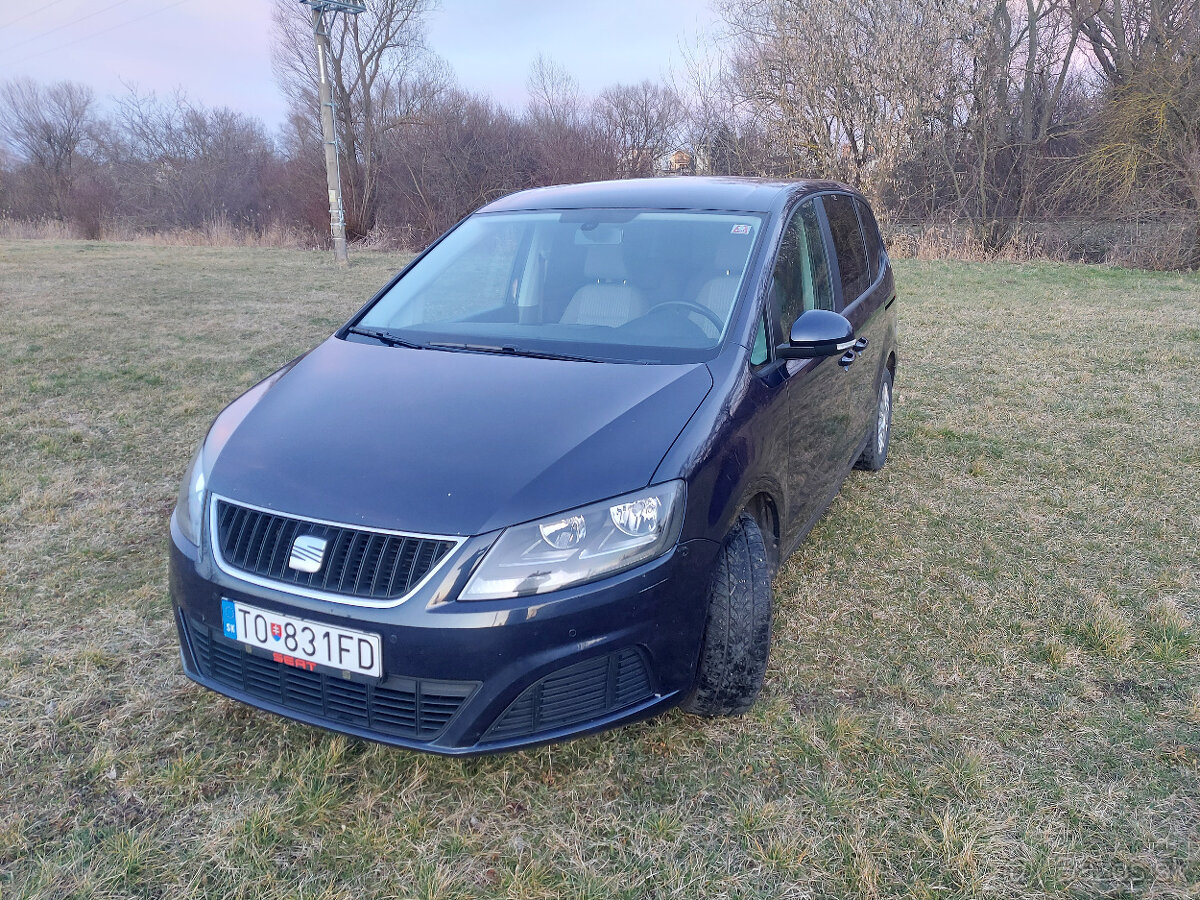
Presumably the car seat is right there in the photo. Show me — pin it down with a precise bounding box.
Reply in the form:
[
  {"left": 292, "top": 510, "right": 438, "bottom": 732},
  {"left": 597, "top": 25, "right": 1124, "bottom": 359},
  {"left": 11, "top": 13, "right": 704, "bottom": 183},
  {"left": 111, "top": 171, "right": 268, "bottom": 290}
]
[
  {"left": 693, "top": 240, "right": 748, "bottom": 325},
  {"left": 560, "top": 244, "right": 648, "bottom": 327}
]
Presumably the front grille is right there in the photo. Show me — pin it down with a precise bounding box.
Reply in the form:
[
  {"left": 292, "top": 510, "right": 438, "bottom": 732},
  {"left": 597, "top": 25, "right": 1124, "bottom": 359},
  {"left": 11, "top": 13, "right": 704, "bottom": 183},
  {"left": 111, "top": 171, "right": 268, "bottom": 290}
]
[
  {"left": 214, "top": 499, "right": 456, "bottom": 601},
  {"left": 188, "top": 619, "right": 475, "bottom": 741},
  {"left": 485, "top": 648, "right": 654, "bottom": 742}
]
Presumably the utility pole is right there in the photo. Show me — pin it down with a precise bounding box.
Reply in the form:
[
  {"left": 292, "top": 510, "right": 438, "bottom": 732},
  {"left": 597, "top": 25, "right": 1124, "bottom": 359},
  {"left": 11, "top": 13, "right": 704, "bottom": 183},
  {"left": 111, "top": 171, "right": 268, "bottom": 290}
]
[{"left": 298, "top": 0, "right": 365, "bottom": 265}]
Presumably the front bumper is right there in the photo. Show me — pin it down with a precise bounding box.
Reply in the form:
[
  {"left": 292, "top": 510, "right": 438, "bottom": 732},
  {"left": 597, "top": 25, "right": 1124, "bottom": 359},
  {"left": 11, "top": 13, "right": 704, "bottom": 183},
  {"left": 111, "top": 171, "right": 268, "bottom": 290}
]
[{"left": 169, "top": 514, "right": 718, "bottom": 755}]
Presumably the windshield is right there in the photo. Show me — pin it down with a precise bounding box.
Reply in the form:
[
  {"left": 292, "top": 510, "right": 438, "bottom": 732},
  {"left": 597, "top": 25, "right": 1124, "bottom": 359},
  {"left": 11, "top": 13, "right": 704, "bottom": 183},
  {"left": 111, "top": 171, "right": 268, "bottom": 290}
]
[{"left": 353, "top": 209, "right": 765, "bottom": 363}]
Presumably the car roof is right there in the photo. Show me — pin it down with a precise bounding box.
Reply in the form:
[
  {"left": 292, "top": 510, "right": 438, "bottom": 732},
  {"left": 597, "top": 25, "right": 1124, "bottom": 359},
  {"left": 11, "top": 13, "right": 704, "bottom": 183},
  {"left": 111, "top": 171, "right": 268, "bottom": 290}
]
[{"left": 478, "top": 176, "right": 850, "bottom": 215}]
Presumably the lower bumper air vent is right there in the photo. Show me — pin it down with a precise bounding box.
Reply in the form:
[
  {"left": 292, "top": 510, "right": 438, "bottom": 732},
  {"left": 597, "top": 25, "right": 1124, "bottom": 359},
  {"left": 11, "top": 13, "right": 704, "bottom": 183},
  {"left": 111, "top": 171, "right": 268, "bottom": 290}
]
[
  {"left": 187, "top": 618, "right": 475, "bottom": 741},
  {"left": 485, "top": 648, "right": 654, "bottom": 742}
]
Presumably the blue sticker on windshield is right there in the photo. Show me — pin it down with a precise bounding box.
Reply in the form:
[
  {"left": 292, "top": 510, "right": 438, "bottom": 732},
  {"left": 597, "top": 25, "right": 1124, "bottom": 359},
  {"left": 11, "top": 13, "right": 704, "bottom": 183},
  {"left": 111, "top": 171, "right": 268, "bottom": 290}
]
[
  {"left": 731, "top": 224, "right": 752, "bottom": 234},
  {"left": 221, "top": 598, "right": 237, "bottom": 639}
]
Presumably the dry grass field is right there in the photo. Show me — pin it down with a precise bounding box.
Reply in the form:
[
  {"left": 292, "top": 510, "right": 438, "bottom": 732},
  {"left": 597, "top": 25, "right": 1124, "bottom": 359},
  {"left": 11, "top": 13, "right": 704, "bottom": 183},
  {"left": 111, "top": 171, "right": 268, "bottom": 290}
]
[{"left": 0, "top": 240, "right": 1198, "bottom": 899}]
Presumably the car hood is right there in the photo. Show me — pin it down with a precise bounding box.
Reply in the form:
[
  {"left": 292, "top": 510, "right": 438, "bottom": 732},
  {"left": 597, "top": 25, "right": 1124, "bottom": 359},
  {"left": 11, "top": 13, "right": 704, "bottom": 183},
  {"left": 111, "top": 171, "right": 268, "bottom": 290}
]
[{"left": 207, "top": 337, "right": 713, "bottom": 536}]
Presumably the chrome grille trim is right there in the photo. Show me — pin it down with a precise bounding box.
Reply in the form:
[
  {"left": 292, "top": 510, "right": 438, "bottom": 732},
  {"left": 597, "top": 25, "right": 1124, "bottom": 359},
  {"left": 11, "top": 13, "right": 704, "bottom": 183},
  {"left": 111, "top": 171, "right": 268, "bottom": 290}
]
[{"left": 208, "top": 493, "right": 464, "bottom": 608}]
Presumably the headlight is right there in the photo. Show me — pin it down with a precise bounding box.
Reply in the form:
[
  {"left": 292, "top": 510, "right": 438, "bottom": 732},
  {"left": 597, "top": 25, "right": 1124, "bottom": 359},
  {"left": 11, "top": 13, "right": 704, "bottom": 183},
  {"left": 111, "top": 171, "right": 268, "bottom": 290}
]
[
  {"left": 173, "top": 440, "right": 209, "bottom": 546},
  {"left": 459, "top": 481, "right": 685, "bottom": 601},
  {"left": 170, "top": 368, "right": 285, "bottom": 547}
]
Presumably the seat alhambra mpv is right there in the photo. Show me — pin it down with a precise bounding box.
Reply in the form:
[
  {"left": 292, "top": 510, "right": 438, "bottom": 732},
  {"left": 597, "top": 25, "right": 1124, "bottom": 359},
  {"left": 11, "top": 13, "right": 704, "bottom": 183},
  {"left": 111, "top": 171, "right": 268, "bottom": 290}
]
[{"left": 169, "top": 176, "right": 898, "bottom": 754}]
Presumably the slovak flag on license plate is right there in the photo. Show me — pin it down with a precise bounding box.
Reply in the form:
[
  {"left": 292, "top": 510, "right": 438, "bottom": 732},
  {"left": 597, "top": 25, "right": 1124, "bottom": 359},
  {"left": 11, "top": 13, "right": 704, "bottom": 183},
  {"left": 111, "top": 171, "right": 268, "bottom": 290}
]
[{"left": 270, "top": 622, "right": 282, "bottom": 641}]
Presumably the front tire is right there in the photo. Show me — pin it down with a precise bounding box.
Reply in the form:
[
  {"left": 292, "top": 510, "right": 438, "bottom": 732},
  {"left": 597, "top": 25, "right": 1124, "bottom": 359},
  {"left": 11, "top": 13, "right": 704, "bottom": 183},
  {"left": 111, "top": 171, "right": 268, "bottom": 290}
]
[
  {"left": 856, "top": 369, "right": 893, "bottom": 471},
  {"left": 682, "top": 513, "right": 773, "bottom": 717}
]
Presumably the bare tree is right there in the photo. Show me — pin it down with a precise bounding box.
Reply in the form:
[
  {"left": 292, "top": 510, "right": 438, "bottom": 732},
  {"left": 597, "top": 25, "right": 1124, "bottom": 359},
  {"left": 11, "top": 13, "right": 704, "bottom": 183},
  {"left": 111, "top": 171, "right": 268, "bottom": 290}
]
[
  {"left": 715, "top": 0, "right": 1098, "bottom": 242},
  {"left": 375, "top": 88, "right": 539, "bottom": 244},
  {"left": 933, "top": 1, "right": 1086, "bottom": 229},
  {"left": 1071, "top": 0, "right": 1199, "bottom": 84},
  {"left": 718, "top": 0, "right": 977, "bottom": 188},
  {"left": 593, "top": 80, "right": 685, "bottom": 177},
  {"left": 1081, "top": 19, "right": 1200, "bottom": 262},
  {"left": 3, "top": 4, "right": 1197, "bottom": 268},
  {"left": 524, "top": 56, "right": 619, "bottom": 184},
  {"left": 527, "top": 55, "right": 583, "bottom": 131},
  {"left": 672, "top": 37, "right": 770, "bottom": 176},
  {"left": 272, "top": 0, "right": 435, "bottom": 238},
  {"left": 101, "top": 88, "right": 276, "bottom": 231},
  {"left": 0, "top": 78, "right": 95, "bottom": 220}
]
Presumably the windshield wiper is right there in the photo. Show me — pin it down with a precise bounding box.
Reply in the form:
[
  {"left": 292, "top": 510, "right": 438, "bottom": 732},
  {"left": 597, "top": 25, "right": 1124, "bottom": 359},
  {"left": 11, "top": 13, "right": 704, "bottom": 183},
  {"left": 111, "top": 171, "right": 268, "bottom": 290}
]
[
  {"left": 425, "top": 341, "right": 605, "bottom": 363},
  {"left": 346, "top": 326, "right": 425, "bottom": 350}
]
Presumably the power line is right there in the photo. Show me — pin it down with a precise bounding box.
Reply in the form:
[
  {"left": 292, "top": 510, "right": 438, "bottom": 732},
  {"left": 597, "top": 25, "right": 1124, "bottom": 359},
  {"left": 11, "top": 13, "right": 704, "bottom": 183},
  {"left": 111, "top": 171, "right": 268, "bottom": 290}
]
[
  {"left": 9, "top": 0, "right": 142, "bottom": 52},
  {"left": 0, "top": 0, "right": 73, "bottom": 32},
  {"left": 10, "top": 0, "right": 192, "bottom": 67}
]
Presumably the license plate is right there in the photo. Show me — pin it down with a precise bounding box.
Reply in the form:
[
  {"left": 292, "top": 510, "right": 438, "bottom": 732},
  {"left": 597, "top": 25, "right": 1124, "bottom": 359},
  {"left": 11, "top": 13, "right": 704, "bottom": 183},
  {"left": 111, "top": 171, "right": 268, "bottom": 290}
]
[{"left": 220, "top": 599, "right": 382, "bottom": 678}]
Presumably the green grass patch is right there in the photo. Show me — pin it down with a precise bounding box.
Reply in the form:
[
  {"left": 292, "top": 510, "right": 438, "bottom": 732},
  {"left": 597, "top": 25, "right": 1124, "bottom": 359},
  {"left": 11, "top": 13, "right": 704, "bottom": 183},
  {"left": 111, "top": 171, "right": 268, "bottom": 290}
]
[{"left": 0, "top": 243, "right": 1197, "bottom": 897}]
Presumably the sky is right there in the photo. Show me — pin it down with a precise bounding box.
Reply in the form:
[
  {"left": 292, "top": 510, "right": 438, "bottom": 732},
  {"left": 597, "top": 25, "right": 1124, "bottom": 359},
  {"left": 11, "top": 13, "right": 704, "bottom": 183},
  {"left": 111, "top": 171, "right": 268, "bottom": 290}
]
[{"left": 0, "top": 0, "right": 719, "bottom": 129}]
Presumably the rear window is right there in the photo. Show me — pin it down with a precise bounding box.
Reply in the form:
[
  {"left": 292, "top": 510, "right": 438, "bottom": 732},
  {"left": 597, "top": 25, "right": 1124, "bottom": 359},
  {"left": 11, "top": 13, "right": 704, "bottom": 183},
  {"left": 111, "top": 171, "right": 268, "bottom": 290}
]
[
  {"left": 855, "top": 198, "right": 883, "bottom": 280},
  {"left": 823, "top": 194, "right": 870, "bottom": 303}
]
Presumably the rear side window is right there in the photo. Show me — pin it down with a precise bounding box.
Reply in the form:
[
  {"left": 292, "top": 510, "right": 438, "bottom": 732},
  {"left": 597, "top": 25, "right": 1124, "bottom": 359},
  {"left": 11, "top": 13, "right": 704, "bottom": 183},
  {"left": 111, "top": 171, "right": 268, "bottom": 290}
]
[
  {"left": 771, "top": 200, "right": 835, "bottom": 335},
  {"left": 823, "top": 193, "right": 870, "bottom": 303},
  {"left": 855, "top": 198, "right": 883, "bottom": 280}
]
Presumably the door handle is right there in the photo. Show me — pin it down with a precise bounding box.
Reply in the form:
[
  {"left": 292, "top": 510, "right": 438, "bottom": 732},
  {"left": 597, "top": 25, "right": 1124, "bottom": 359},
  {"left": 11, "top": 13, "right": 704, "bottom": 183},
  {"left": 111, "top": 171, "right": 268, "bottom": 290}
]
[
  {"left": 853, "top": 337, "right": 869, "bottom": 351},
  {"left": 839, "top": 350, "right": 856, "bottom": 368}
]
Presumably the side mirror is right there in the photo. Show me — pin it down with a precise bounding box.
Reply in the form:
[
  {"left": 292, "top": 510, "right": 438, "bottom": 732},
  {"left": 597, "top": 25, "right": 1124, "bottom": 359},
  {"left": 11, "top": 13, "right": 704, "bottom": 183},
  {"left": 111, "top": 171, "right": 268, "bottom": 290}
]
[{"left": 776, "top": 309, "right": 856, "bottom": 359}]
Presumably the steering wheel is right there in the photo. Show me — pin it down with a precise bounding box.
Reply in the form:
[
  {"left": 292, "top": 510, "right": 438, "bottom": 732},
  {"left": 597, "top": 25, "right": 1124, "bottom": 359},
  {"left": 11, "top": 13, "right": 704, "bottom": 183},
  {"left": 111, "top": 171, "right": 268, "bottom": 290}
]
[{"left": 654, "top": 300, "right": 724, "bottom": 332}]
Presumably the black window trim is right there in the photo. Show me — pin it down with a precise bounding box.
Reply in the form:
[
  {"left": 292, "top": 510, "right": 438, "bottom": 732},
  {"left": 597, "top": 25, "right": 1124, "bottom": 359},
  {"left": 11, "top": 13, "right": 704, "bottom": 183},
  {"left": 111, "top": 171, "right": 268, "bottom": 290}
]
[
  {"left": 844, "top": 197, "right": 888, "bottom": 320},
  {"left": 853, "top": 196, "right": 884, "bottom": 285},
  {"left": 819, "top": 191, "right": 870, "bottom": 311},
  {"left": 812, "top": 196, "right": 845, "bottom": 312},
  {"left": 748, "top": 305, "right": 773, "bottom": 370}
]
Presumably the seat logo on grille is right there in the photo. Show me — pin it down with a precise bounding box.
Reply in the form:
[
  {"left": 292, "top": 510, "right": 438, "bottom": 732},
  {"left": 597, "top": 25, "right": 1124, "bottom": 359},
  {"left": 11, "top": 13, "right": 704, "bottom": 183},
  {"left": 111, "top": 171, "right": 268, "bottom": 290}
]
[{"left": 288, "top": 535, "right": 328, "bottom": 573}]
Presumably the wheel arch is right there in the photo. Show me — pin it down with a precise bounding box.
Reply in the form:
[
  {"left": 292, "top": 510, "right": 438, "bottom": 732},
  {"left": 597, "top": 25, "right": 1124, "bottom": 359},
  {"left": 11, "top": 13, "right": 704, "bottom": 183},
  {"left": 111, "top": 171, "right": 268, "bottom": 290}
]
[
  {"left": 741, "top": 490, "right": 781, "bottom": 576},
  {"left": 873, "top": 347, "right": 897, "bottom": 397}
]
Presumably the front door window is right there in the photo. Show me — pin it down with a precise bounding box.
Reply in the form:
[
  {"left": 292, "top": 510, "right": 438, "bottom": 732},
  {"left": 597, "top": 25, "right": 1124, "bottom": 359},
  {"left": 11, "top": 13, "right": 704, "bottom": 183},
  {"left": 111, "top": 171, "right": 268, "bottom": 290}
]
[{"left": 771, "top": 200, "right": 835, "bottom": 337}]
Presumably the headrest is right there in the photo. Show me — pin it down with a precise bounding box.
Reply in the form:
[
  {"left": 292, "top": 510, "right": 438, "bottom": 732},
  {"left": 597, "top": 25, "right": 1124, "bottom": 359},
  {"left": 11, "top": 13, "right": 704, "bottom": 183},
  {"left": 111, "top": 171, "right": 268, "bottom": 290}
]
[{"left": 583, "top": 243, "right": 629, "bottom": 282}]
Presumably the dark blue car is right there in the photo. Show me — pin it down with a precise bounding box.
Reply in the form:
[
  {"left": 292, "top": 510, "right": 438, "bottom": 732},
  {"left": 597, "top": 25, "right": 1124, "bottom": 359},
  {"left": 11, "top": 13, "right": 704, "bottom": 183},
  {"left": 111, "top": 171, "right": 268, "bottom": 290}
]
[{"left": 169, "top": 177, "right": 898, "bottom": 754}]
